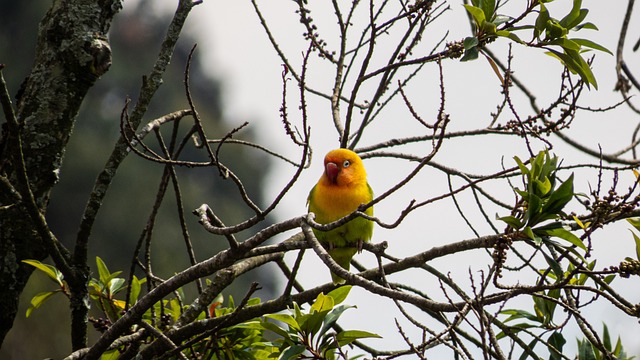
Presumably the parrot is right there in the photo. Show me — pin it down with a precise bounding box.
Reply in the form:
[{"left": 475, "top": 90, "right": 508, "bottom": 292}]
[{"left": 307, "top": 148, "right": 374, "bottom": 284}]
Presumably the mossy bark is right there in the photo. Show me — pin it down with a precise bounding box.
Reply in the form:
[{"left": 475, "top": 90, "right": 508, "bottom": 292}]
[{"left": 0, "top": 0, "right": 122, "bottom": 349}]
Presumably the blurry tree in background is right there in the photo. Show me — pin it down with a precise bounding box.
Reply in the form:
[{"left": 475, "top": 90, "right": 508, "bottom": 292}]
[
  {"left": 1, "top": 0, "right": 640, "bottom": 359},
  {"left": 0, "top": 1, "right": 271, "bottom": 358}
]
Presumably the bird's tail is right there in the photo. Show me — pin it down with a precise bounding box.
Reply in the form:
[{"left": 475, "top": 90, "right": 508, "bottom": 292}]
[{"left": 328, "top": 247, "right": 358, "bottom": 284}]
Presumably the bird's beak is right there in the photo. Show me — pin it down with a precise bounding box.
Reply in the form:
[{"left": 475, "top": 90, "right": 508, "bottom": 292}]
[{"left": 325, "top": 162, "right": 339, "bottom": 183}]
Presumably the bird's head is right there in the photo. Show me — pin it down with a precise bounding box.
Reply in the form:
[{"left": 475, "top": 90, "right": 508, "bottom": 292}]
[{"left": 322, "top": 148, "right": 367, "bottom": 186}]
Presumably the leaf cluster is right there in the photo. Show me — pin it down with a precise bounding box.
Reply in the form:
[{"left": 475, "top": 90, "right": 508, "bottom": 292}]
[
  {"left": 22, "top": 257, "right": 146, "bottom": 320},
  {"left": 499, "top": 272, "right": 630, "bottom": 360},
  {"left": 463, "top": 0, "right": 611, "bottom": 88},
  {"left": 499, "top": 151, "right": 584, "bottom": 250},
  {"left": 260, "top": 286, "right": 381, "bottom": 360},
  {"left": 574, "top": 324, "right": 634, "bottom": 360},
  {"left": 22, "top": 258, "right": 383, "bottom": 359}
]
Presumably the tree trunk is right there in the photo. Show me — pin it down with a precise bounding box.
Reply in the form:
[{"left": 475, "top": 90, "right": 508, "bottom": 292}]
[{"left": 0, "top": 0, "right": 122, "bottom": 347}]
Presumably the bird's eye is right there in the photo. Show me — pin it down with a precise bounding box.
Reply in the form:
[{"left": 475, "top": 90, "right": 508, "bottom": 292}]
[{"left": 343, "top": 160, "right": 351, "bottom": 168}]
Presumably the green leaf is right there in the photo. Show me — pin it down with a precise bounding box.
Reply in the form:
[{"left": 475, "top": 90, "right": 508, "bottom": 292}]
[
  {"left": 100, "top": 349, "right": 121, "bottom": 360},
  {"left": 507, "top": 24, "right": 536, "bottom": 32},
  {"left": 578, "top": 338, "right": 597, "bottom": 360},
  {"left": 525, "top": 193, "right": 542, "bottom": 225},
  {"left": 327, "top": 285, "right": 351, "bottom": 305},
  {"left": 603, "top": 274, "right": 615, "bottom": 285},
  {"left": 266, "top": 314, "right": 302, "bottom": 333},
  {"left": 518, "top": 338, "right": 539, "bottom": 360},
  {"left": 548, "top": 331, "right": 566, "bottom": 360},
  {"left": 108, "top": 278, "right": 126, "bottom": 296},
  {"left": 533, "top": 177, "right": 552, "bottom": 196},
  {"left": 613, "top": 336, "right": 626, "bottom": 358},
  {"left": 548, "top": 38, "right": 581, "bottom": 52},
  {"left": 569, "top": 9, "right": 589, "bottom": 29},
  {"left": 626, "top": 217, "right": 640, "bottom": 231},
  {"left": 530, "top": 152, "right": 544, "bottom": 180},
  {"left": 524, "top": 226, "right": 542, "bottom": 245},
  {"left": 546, "top": 20, "right": 568, "bottom": 39},
  {"left": 247, "top": 297, "right": 261, "bottom": 306},
  {"left": 463, "top": 4, "right": 486, "bottom": 27},
  {"left": 534, "top": 3, "right": 550, "bottom": 40},
  {"left": 463, "top": 36, "right": 479, "bottom": 50},
  {"left": 533, "top": 289, "right": 560, "bottom": 325},
  {"left": 303, "top": 309, "right": 331, "bottom": 336},
  {"left": 537, "top": 225, "right": 586, "bottom": 251},
  {"left": 497, "top": 215, "right": 523, "bottom": 229},
  {"left": 513, "top": 155, "right": 530, "bottom": 176},
  {"left": 293, "top": 302, "right": 302, "bottom": 319},
  {"left": 335, "top": 330, "right": 382, "bottom": 347},
  {"left": 500, "top": 309, "right": 540, "bottom": 323},
  {"left": 95, "top": 256, "right": 121, "bottom": 286},
  {"left": 22, "top": 260, "right": 64, "bottom": 286},
  {"left": 515, "top": 188, "right": 529, "bottom": 199},
  {"left": 540, "top": 152, "right": 558, "bottom": 180},
  {"left": 260, "top": 319, "right": 292, "bottom": 340},
  {"left": 546, "top": 288, "right": 560, "bottom": 313},
  {"left": 319, "top": 304, "right": 355, "bottom": 337},
  {"left": 494, "top": 15, "right": 512, "bottom": 26},
  {"left": 129, "top": 276, "right": 141, "bottom": 306},
  {"left": 542, "top": 174, "right": 574, "bottom": 215},
  {"left": 479, "top": 0, "right": 496, "bottom": 21},
  {"left": 167, "top": 299, "right": 182, "bottom": 322},
  {"left": 279, "top": 344, "right": 306, "bottom": 360},
  {"left": 572, "top": 38, "right": 613, "bottom": 55},
  {"left": 546, "top": 48, "right": 598, "bottom": 89},
  {"left": 575, "top": 22, "right": 598, "bottom": 31},
  {"left": 482, "top": 21, "right": 497, "bottom": 35},
  {"left": 496, "top": 323, "right": 538, "bottom": 340},
  {"left": 26, "top": 291, "right": 60, "bottom": 318},
  {"left": 559, "top": 0, "right": 584, "bottom": 29},
  {"left": 461, "top": 46, "right": 480, "bottom": 62},
  {"left": 89, "top": 279, "right": 104, "bottom": 297},
  {"left": 498, "top": 30, "right": 525, "bottom": 44},
  {"left": 312, "top": 292, "right": 334, "bottom": 313},
  {"left": 629, "top": 230, "right": 640, "bottom": 260},
  {"left": 542, "top": 252, "right": 564, "bottom": 279},
  {"left": 602, "top": 323, "right": 612, "bottom": 351},
  {"left": 532, "top": 295, "right": 548, "bottom": 323}
]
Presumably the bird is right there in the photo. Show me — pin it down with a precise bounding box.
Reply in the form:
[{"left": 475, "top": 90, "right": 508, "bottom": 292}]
[{"left": 307, "top": 148, "right": 374, "bottom": 283}]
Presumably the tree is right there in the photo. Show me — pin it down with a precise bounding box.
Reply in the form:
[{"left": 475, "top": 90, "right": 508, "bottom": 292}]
[
  {"left": 1, "top": 0, "right": 640, "bottom": 359},
  {"left": 0, "top": 0, "right": 269, "bottom": 358}
]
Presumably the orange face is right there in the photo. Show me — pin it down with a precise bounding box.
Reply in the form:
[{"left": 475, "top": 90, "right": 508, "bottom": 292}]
[{"left": 322, "top": 149, "right": 367, "bottom": 187}]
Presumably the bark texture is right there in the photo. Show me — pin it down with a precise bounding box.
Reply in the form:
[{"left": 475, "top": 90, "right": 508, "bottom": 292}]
[{"left": 0, "top": 0, "right": 122, "bottom": 347}]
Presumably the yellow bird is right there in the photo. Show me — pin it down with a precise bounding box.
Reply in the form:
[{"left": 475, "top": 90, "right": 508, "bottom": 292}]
[{"left": 307, "top": 148, "right": 374, "bottom": 283}]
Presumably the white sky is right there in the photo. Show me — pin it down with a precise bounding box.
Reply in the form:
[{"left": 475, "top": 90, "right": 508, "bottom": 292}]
[{"left": 154, "top": 0, "right": 640, "bottom": 357}]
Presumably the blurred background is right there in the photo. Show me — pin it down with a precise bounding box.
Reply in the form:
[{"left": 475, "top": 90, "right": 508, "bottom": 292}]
[{"left": 0, "top": 2, "right": 275, "bottom": 358}]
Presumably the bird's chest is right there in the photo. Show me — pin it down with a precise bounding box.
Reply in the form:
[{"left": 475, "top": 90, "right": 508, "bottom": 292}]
[{"left": 311, "top": 184, "right": 368, "bottom": 224}]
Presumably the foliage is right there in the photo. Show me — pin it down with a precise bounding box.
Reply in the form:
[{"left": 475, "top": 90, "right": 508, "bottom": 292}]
[
  {"left": 21, "top": 259, "right": 66, "bottom": 318},
  {"left": 24, "top": 258, "right": 377, "bottom": 359},
  {"left": 498, "top": 150, "right": 582, "bottom": 248},
  {"left": 22, "top": 257, "right": 145, "bottom": 321},
  {"left": 463, "top": 0, "right": 611, "bottom": 88},
  {"left": 260, "top": 286, "right": 380, "bottom": 360},
  {"left": 576, "top": 324, "right": 635, "bottom": 360}
]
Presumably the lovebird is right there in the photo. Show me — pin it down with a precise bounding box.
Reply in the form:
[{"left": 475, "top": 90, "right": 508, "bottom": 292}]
[{"left": 307, "top": 148, "right": 374, "bottom": 283}]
